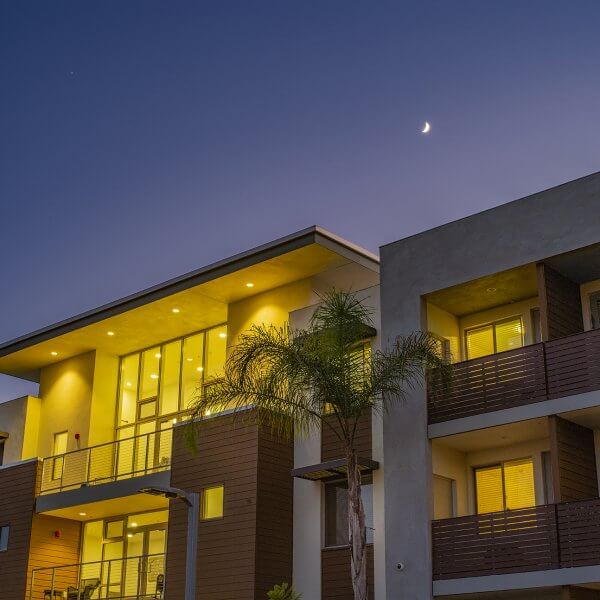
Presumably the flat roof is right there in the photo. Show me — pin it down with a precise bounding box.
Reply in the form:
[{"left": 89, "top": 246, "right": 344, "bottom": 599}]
[{"left": 0, "top": 226, "right": 379, "bottom": 381}]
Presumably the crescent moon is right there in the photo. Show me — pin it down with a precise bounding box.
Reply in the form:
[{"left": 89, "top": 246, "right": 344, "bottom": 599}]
[{"left": 422, "top": 121, "right": 431, "bottom": 134}]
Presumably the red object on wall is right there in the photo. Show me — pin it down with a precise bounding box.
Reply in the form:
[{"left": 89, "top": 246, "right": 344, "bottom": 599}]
[
  {"left": 74, "top": 433, "right": 80, "bottom": 440},
  {"left": 54, "top": 530, "right": 61, "bottom": 538}
]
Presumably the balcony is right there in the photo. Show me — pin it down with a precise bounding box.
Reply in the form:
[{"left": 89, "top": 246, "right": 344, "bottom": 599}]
[
  {"left": 40, "top": 429, "right": 173, "bottom": 495},
  {"left": 29, "top": 553, "right": 165, "bottom": 599},
  {"left": 428, "top": 328, "right": 600, "bottom": 424},
  {"left": 432, "top": 497, "right": 600, "bottom": 580}
]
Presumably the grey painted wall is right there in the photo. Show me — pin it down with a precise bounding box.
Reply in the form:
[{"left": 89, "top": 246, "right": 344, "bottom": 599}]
[{"left": 380, "top": 172, "right": 600, "bottom": 599}]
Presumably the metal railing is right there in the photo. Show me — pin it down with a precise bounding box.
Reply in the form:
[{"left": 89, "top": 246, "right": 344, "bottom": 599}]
[
  {"left": 30, "top": 553, "right": 165, "bottom": 599},
  {"left": 40, "top": 428, "right": 174, "bottom": 495}
]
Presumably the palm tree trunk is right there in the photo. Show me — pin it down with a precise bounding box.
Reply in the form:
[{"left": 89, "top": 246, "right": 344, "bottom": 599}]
[{"left": 347, "top": 448, "right": 368, "bottom": 600}]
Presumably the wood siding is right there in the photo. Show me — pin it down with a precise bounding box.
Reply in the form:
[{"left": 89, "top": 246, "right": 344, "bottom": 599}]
[
  {"left": 549, "top": 416, "right": 598, "bottom": 503},
  {"left": 165, "top": 410, "right": 293, "bottom": 600},
  {"left": 321, "top": 545, "right": 374, "bottom": 599},
  {"left": 538, "top": 263, "right": 584, "bottom": 341},
  {"left": 321, "top": 411, "right": 372, "bottom": 462},
  {"left": 546, "top": 328, "right": 600, "bottom": 399},
  {"left": 0, "top": 460, "right": 38, "bottom": 600},
  {"left": 254, "top": 427, "right": 293, "bottom": 598},
  {"left": 26, "top": 514, "right": 82, "bottom": 599},
  {"left": 433, "top": 497, "right": 600, "bottom": 580},
  {"left": 428, "top": 344, "right": 547, "bottom": 423},
  {"left": 432, "top": 504, "right": 559, "bottom": 579},
  {"left": 428, "top": 328, "right": 600, "bottom": 424}
]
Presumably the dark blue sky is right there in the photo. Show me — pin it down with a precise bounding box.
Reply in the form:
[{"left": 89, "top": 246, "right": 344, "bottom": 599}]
[{"left": 2, "top": 1, "right": 600, "bottom": 401}]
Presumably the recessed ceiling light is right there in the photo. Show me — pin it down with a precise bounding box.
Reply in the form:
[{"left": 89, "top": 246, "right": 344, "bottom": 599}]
[
  {"left": 107, "top": 331, "right": 115, "bottom": 336},
  {"left": 196, "top": 366, "right": 204, "bottom": 372},
  {"left": 130, "top": 522, "right": 138, "bottom": 528},
  {"left": 246, "top": 282, "right": 255, "bottom": 288},
  {"left": 79, "top": 512, "right": 87, "bottom": 516},
  {"left": 127, "top": 533, "right": 133, "bottom": 538},
  {"left": 154, "top": 353, "right": 161, "bottom": 359},
  {"left": 172, "top": 308, "right": 180, "bottom": 314},
  {"left": 150, "top": 374, "right": 158, "bottom": 379},
  {"left": 219, "top": 332, "right": 227, "bottom": 339},
  {"left": 172, "top": 418, "right": 177, "bottom": 424},
  {"left": 486, "top": 287, "right": 497, "bottom": 293},
  {"left": 126, "top": 381, "right": 132, "bottom": 387},
  {"left": 51, "top": 351, "right": 58, "bottom": 356},
  {"left": 186, "top": 357, "right": 193, "bottom": 362}
]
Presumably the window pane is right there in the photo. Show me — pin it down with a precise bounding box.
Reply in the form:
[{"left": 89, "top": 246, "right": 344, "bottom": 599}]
[
  {"left": 205, "top": 326, "right": 227, "bottom": 381},
  {"left": 503, "top": 458, "right": 535, "bottom": 510},
  {"left": 324, "top": 480, "right": 373, "bottom": 547},
  {"left": 160, "top": 341, "right": 181, "bottom": 415},
  {"left": 140, "top": 347, "right": 161, "bottom": 400},
  {"left": 203, "top": 486, "right": 224, "bottom": 519},
  {"left": 495, "top": 318, "right": 523, "bottom": 353},
  {"left": 0, "top": 526, "right": 9, "bottom": 551},
  {"left": 53, "top": 431, "right": 68, "bottom": 455},
  {"left": 127, "top": 510, "right": 169, "bottom": 529},
  {"left": 138, "top": 400, "right": 157, "bottom": 420},
  {"left": 181, "top": 334, "right": 204, "bottom": 409},
  {"left": 119, "top": 354, "right": 139, "bottom": 426},
  {"left": 466, "top": 325, "right": 494, "bottom": 359},
  {"left": 475, "top": 465, "right": 504, "bottom": 514},
  {"left": 81, "top": 521, "right": 103, "bottom": 579},
  {"left": 105, "top": 520, "right": 124, "bottom": 539}
]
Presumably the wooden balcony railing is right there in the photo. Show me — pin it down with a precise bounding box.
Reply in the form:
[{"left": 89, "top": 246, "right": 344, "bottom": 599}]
[
  {"left": 428, "top": 328, "right": 600, "bottom": 424},
  {"left": 432, "top": 497, "right": 600, "bottom": 580}
]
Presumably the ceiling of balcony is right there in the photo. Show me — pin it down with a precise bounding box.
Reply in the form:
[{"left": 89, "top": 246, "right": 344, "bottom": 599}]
[
  {"left": 545, "top": 241, "right": 600, "bottom": 283},
  {"left": 425, "top": 263, "right": 538, "bottom": 317}
]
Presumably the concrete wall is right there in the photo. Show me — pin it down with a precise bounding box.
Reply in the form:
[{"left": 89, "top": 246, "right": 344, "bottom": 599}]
[
  {"left": 427, "top": 303, "right": 461, "bottom": 362},
  {"left": 0, "top": 395, "right": 41, "bottom": 464},
  {"left": 381, "top": 172, "right": 600, "bottom": 599}
]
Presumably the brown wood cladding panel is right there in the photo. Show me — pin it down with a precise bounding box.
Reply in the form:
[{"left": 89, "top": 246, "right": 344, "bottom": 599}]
[
  {"left": 26, "top": 515, "right": 82, "bottom": 599},
  {"left": 565, "top": 587, "right": 600, "bottom": 600},
  {"left": 538, "top": 264, "right": 584, "bottom": 341},
  {"left": 546, "top": 328, "right": 600, "bottom": 400},
  {"left": 165, "top": 412, "right": 260, "bottom": 600},
  {"left": 550, "top": 416, "right": 598, "bottom": 503},
  {"left": 254, "top": 427, "right": 294, "bottom": 598},
  {"left": 321, "top": 545, "right": 374, "bottom": 599},
  {"left": 432, "top": 505, "right": 559, "bottom": 580},
  {"left": 321, "top": 411, "right": 372, "bottom": 462},
  {"left": 558, "top": 497, "right": 600, "bottom": 568},
  {"left": 428, "top": 344, "right": 548, "bottom": 423},
  {"left": 0, "top": 460, "right": 38, "bottom": 600}
]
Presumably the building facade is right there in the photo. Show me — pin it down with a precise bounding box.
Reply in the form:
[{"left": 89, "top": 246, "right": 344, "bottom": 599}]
[
  {"left": 3, "top": 173, "right": 600, "bottom": 600},
  {"left": 0, "top": 226, "right": 380, "bottom": 600},
  {"left": 381, "top": 171, "right": 600, "bottom": 599}
]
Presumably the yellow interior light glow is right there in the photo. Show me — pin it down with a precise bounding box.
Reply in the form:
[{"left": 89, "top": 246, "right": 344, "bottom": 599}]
[
  {"left": 246, "top": 282, "right": 255, "bottom": 288},
  {"left": 51, "top": 351, "right": 58, "bottom": 356},
  {"left": 172, "top": 308, "right": 180, "bottom": 314},
  {"left": 219, "top": 332, "right": 227, "bottom": 339},
  {"left": 107, "top": 331, "right": 115, "bottom": 336}
]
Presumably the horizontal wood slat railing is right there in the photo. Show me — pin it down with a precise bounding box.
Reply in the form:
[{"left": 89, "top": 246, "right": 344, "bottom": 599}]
[
  {"left": 433, "top": 497, "right": 600, "bottom": 580},
  {"left": 428, "top": 328, "right": 600, "bottom": 424}
]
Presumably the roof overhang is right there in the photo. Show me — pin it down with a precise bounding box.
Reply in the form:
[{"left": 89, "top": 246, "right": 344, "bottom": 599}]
[
  {"left": 291, "top": 457, "right": 379, "bottom": 482},
  {"left": 0, "top": 227, "right": 379, "bottom": 381}
]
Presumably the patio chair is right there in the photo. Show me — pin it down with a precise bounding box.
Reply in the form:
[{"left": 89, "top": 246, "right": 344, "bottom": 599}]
[{"left": 66, "top": 578, "right": 100, "bottom": 600}]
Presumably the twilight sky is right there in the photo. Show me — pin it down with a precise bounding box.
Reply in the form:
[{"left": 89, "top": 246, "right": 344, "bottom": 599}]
[{"left": 1, "top": 1, "right": 600, "bottom": 401}]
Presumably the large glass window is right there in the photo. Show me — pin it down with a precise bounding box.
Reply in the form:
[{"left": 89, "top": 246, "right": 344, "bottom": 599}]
[
  {"left": 475, "top": 457, "right": 536, "bottom": 514},
  {"left": 465, "top": 317, "right": 523, "bottom": 359},
  {"left": 324, "top": 477, "right": 374, "bottom": 547},
  {"left": 116, "top": 324, "right": 227, "bottom": 431}
]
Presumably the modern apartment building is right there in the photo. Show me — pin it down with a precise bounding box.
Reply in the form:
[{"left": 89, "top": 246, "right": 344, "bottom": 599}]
[
  {"left": 0, "top": 226, "right": 380, "bottom": 600},
  {"left": 381, "top": 171, "right": 600, "bottom": 599},
  {"left": 3, "top": 172, "right": 600, "bottom": 600}
]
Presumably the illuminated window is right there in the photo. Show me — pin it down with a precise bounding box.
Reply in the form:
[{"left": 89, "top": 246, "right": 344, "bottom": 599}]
[
  {"left": 591, "top": 293, "right": 600, "bottom": 330},
  {"left": 475, "top": 458, "right": 536, "bottom": 514},
  {"left": 202, "top": 485, "right": 224, "bottom": 520},
  {"left": 116, "top": 324, "right": 227, "bottom": 433},
  {"left": 52, "top": 431, "right": 68, "bottom": 480},
  {"left": 466, "top": 317, "right": 523, "bottom": 359},
  {"left": 0, "top": 526, "right": 9, "bottom": 552}
]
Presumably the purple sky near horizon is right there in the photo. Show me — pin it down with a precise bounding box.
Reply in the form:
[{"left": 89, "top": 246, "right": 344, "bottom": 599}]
[{"left": 2, "top": 1, "right": 600, "bottom": 402}]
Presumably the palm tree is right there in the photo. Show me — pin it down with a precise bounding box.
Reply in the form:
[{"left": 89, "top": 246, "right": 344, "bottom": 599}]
[{"left": 188, "top": 290, "right": 449, "bottom": 600}]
